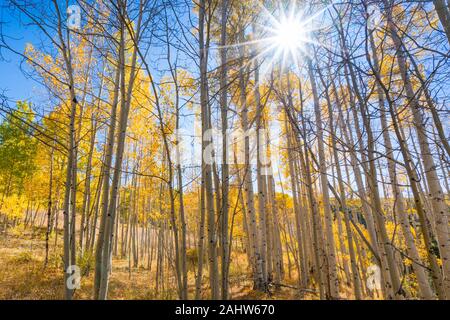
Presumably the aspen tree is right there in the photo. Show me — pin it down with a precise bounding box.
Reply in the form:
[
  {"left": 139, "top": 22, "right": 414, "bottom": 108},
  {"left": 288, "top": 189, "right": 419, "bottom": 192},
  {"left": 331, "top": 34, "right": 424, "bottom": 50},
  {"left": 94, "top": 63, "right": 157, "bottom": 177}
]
[
  {"left": 199, "top": 0, "right": 219, "bottom": 298},
  {"left": 219, "top": 0, "right": 230, "bottom": 299}
]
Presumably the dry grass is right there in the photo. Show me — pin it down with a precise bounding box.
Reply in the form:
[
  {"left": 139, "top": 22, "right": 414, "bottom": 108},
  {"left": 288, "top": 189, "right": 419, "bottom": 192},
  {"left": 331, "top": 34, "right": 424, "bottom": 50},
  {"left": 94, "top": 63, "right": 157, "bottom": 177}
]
[{"left": 0, "top": 226, "right": 306, "bottom": 300}]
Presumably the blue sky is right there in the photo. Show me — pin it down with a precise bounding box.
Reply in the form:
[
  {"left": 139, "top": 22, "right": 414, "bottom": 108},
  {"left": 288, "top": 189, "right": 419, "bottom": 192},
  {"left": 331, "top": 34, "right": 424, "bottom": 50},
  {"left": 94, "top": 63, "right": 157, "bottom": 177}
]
[{"left": 0, "top": 4, "right": 44, "bottom": 102}]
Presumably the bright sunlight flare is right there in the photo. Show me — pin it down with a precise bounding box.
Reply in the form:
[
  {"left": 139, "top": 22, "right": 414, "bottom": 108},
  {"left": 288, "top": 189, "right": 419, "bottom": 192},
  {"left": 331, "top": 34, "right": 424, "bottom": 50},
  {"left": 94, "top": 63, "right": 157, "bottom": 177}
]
[
  {"left": 268, "top": 7, "right": 311, "bottom": 65},
  {"left": 229, "top": 2, "right": 329, "bottom": 76},
  {"left": 273, "top": 17, "right": 306, "bottom": 52},
  {"left": 274, "top": 17, "right": 306, "bottom": 58}
]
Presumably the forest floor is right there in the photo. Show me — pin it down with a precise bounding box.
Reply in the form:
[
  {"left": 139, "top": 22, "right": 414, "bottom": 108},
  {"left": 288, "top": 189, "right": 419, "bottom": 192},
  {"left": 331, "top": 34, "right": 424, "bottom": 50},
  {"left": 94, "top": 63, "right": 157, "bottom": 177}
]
[{"left": 0, "top": 226, "right": 314, "bottom": 300}]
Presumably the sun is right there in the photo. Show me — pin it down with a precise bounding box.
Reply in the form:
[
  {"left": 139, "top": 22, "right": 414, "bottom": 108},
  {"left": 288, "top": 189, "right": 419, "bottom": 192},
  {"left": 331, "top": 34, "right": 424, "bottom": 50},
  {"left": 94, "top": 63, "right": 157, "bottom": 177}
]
[
  {"left": 254, "top": 2, "right": 328, "bottom": 72},
  {"left": 261, "top": 1, "right": 330, "bottom": 70},
  {"left": 221, "top": 2, "right": 328, "bottom": 77},
  {"left": 272, "top": 15, "right": 307, "bottom": 57}
]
